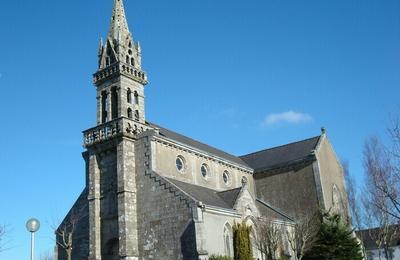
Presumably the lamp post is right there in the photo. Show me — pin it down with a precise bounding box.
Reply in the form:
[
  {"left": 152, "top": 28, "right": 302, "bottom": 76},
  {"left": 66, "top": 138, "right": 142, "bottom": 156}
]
[{"left": 26, "top": 218, "right": 40, "bottom": 260}]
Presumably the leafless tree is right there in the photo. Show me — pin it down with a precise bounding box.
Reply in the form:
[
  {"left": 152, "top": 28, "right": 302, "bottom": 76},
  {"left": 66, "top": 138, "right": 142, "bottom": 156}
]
[
  {"left": 0, "top": 225, "right": 5, "bottom": 253},
  {"left": 343, "top": 161, "right": 368, "bottom": 257},
  {"left": 52, "top": 209, "right": 83, "bottom": 260},
  {"left": 364, "top": 200, "right": 398, "bottom": 260},
  {"left": 286, "top": 211, "right": 319, "bottom": 260},
  {"left": 39, "top": 250, "right": 54, "bottom": 260},
  {"left": 0, "top": 224, "right": 11, "bottom": 253},
  {"left": 363, "top": 136, "right": 400, "bottom": 259},
  {"left": 255, "top": 218, "right": 283, "bottom": 260}
]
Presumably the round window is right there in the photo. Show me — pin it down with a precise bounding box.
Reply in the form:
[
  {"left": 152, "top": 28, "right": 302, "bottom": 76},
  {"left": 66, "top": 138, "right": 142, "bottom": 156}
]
[
  {"left": 223, "top": 171, "right": 231, "bottom": 186},
  {"left": 201, "top": 164, "right": 208, "bottom": 179},
  {"left": 176, "top": 156, "right": 185, "bottom": 172}
]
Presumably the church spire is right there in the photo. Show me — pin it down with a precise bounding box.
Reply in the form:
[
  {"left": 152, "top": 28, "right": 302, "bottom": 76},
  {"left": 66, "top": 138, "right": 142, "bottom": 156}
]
[{"left": 108, "top": 0, "right": 130, "bottom": 41}]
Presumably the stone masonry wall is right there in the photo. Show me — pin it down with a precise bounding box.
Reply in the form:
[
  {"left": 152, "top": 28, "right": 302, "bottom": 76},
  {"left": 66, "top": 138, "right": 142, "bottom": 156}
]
[
  {"left": 135, "top": 133, "right": 197, "bottom": 260},
  {"left": 254, "top": 164, "right": 319, "bottom": 219},
  {"left": 153, "top": 140, "right": 254, "bottom": 193},
  {"left": 56, "top": 189, "right": 89, "bottom": 260},
  {"left": 316, "top": 137, "right": 348, "bottom": 216}
]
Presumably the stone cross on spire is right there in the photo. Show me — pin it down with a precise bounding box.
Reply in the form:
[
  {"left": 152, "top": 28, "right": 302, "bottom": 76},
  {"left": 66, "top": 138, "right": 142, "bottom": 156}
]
[{"left": 108, "top": 0, "right": 131, "bottom": 41}]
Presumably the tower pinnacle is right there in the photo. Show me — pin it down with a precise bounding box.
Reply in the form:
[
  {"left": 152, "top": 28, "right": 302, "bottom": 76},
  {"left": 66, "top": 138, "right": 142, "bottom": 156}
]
[{"left": 108, "top": 0, "right": 130, "bottom": 41}]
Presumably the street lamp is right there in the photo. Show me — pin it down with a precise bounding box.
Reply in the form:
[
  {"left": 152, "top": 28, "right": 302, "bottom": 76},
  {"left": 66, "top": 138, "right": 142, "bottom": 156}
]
[{"left": 26, "top": 218, "right": 40, "bottom": 260}]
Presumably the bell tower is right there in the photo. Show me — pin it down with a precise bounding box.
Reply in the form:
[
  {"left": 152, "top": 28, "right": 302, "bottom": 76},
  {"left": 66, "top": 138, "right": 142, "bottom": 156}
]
[
  {"left": 95, "top": 0, "right": 147, "bottom": 125},
  {"left": 84, "top": 1, "right": 150, "bottom": 259}
]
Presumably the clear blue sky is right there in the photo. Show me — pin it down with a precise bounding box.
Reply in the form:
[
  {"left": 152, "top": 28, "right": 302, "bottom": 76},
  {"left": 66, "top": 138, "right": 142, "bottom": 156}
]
[{"left": 0, "top": 0, "right": 399, "bottom": 258}]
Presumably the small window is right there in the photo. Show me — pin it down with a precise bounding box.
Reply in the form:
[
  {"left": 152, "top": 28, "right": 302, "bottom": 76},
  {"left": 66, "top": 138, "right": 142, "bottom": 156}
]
[
  {"left": 176, "top": 156, "right": 185, "bottom": 172},
  {"left": 134, "top": 91, "right": 139, "bottom": 105},
  {"left": 127, "top": 89, "right": 132, "bottom": 103},
  {"left": 127, "top": 108, "right": 132, "bottom": 119},
  {"left": 201, "top": 164, "right": 209, "bottom": 179},
  {"left": 126, "top": 55, "right": 129, "bottom": 64},
  {"left": 223, "top": 171, "right": 231, "bottom": 186},
  {"left": 131, "top": 58, "right": 135, "bottom": 66},
  {"left": 134, "top": 110, "right": 139, "bottom": 121}
]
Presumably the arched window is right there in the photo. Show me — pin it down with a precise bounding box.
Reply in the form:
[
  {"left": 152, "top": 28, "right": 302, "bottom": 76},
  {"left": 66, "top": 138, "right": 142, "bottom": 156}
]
[
  {"left": 101, "top": 91, "right": 109, "bottom": 123},
  {"left": 134, "top": 91, "right": 139, "bottom": 105},
  {"left": 223, "top": 223, "right": 233, "bottom": 258},
  {"left": 134, "top": 110, "right": 139, "bottom": 121},
  {"left": 176, "top": 156, "right": 186, "bottom": 173},
  {"left": 111, "top": 87, "right": 118, "bottom": 119},
  {"left": 127, "top": 89, "right": 132, "bottom": 103},
  {"left": 126, "top": 55, "right": 129, "bottom": 64},
  {"left": 131, "top": 57, "right": 135, "bottom": 66},
  {"left": 245, "top": 218, "right": 261, "bottom": 260},
  {"left": 332, "top": 184, "right": 344, "bottom": 215},
  {"left": 201, "top": 164, "right": 210, "bottom": 179},
  {"left": 223, "top": 171, "right": 231, "bottom": 186},
  {"left": 127, "top": 108, "right": 132, "bottom": 119},
  {"left": 105, "top": 238, "right": 119, "bottom": 258}
]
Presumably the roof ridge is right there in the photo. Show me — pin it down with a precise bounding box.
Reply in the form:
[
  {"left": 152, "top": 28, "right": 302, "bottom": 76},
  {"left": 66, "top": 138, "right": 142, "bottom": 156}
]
[
  {"left": 240, "top": 135, "right": 321, "bottom": 158},
  {"left": 256, "top": 198, "right": 295, "bottom": 222},
  {"left": 148, "top": 121, "right": 250, "bottom": 167}
]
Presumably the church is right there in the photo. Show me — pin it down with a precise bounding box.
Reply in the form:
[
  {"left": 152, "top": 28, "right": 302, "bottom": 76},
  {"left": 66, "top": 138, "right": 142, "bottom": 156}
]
[{"left": 56, "top": 1, "right": 348, "bottom": 259}]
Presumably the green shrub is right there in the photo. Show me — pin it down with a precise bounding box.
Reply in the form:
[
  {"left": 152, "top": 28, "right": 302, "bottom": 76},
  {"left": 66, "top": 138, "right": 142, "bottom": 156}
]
[
  {"left": 209, "top": 255, "right": 232, "bottom": 260},
  {"left": 233, "top": 222, "right": 253, "bottom": 260}
]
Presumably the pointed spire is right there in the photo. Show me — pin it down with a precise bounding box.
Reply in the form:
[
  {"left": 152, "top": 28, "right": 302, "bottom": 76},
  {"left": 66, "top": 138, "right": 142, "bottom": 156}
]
[
  {"left": 98, "top": 38, "right": 104, "bottom": 55},
  {"left": 136, "top": 41, "right": 141, "bottom": 53},
  {"left": 108, "top": 0, "right": 130, "bottom": 41}
]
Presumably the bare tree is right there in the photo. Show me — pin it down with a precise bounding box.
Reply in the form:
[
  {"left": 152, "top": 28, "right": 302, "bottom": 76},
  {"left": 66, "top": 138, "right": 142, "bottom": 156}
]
[
  {"left": 343, "top": 161, "right": 368, "bottom": 258},
  {"left": 255, "top": 218, "right": 283, "bottom": 260},
  {"left": 363, "top": 136, "right": 400, "bottom": 259},
  {"left": 0, "top": 225, "right": 5, "bottom": 253},
  {"left": 286, "top": 212, "right": 319, "bottom": 260},
  {"left": 343, "top": 161, "right": 362, "bottom": 226},
  {"left": 0, "top": 224, "right": 11, "bottom": 253},
  {"left": 39, "top": 250, "right": 54, "bottom": 260},
  {"left": 364, "top": 201, "right": 398, "bottom": 260},
  {"left": 52, "top": 208, "right": 84, "bottom": 260}
]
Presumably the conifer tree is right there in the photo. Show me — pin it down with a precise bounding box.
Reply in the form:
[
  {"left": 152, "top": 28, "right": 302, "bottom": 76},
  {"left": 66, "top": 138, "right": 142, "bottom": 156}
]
[
  {"left": 308, "top": 212, "right": 363, "bottom": 260},
  {"left": 233, "top": 222, "right": 253, "bottom": 260}
]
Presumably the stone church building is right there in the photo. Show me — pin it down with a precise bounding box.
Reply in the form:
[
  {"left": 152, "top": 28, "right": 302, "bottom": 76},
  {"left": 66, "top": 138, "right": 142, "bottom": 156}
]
[{"left": 56, "top": 1, "right": 348, "bottom": 259}]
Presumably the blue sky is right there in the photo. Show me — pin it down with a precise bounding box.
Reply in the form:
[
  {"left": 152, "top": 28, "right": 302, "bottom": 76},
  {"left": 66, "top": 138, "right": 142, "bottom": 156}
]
[{"left": 0, "top": 0, "right": 399, "bottom": 258}]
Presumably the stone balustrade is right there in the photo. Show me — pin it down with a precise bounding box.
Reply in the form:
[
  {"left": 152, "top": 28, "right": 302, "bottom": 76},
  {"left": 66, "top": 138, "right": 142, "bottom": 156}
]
[
  {"left": 93, "top": 62, "right": 148, "bottom": 85},
  {"left": 83, "top": 117, "right": 150, "bottom": 147}
]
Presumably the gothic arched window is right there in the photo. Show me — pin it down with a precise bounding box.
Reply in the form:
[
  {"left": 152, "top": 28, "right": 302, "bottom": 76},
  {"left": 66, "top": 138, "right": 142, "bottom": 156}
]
[
  {"left": 101, "top": 91, "right": 109, "bottom": 123},
  {"left": 223, "top": 223, "right": 233, "bottom": 258},
  {"left": 134, "top": 110, "right": 139, "bottom": 121},
  {"left": 131, "top": 57, "right": 135, "bottom": 66},
  {"left": 127, "top": 89, "right": 132, "bottom": 103},
  {"left": 111, "top": 87, "right": 118, "bottom": 119},
  {"left": 134, "top": 91, "right": 139, "bottom": 105},
  {"left": 127, "top": 108, "right": 132, "bottom": 119},
  {"left": 126, "top": 55, "right": 129, "bottom": 64},
  {"left": 332, "top": 184, "right": 344, "bottom": 215}
]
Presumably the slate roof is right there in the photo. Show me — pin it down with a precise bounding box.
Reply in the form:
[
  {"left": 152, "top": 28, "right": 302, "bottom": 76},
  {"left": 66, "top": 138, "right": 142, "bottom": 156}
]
[
  {"left": 166, "top": 177, "right": 242, "bottom": 209},
  {"left": 256, "top": 199, "right": 295, "bottom": 222},
  {"left": 148, "top": 122, "right": 250, "bottom": 168},
  {"left": 239, "top": 136, "right": 321, "bottom": 172},
  {"left": 165, "top": 177, "right": 294, "bottom": 223}
]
